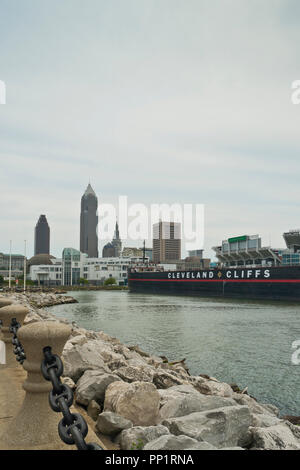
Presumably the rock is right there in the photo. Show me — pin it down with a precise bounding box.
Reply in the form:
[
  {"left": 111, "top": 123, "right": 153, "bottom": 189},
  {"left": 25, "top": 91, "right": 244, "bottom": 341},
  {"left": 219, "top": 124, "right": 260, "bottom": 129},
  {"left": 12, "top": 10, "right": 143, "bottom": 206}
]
[
  {"left": 102, "top": 350, "right": 125, "bottom": 363},
  {"left": 153, "top": 371, "right": 189, "bottom": 389},
  {"left": 96, "top": 411, "right": 133, "bottom": 436},
  {"left": 144, "top": 434, "right": 217, "bottom": 450},
  {"left": 162, "top": 405, "right": 251, "bottom": 448},
  {"left": 146, "top": 356, "right": 164, "bottom": 367},
  {"left": 192, "top": 376, "right": 233, "bottom": 397},
  {"left": 127, "top": 357, "right": 150, "bottom": 368},
  {"left": 261, "top": 403, "right": 280, "bottom": 417},
  {"left": 221, "top": 447, "right": 245, "bottom": 450},
  {"left": 159, "top": 384, "right": 199, "bottom": 399},
  {"left": 171, "top": 364, "right": 190, "bottom": 380},
  {"left": 107, "top": 358, "right": 128, "bottom": 372},
  {"left": 87, "top": 400, "right": 101, "bottom": 421},
  {"left": 75, "top": 370, "right": 120, "bottom": 406},
  {"left": 62, "top": 342, "right": 110, "bottom": 382},
  {"left": 113, "top": 344, "right": 135, "bottom": 360},
  {"left": 23, "top": 312, "right": 41, "bottom": 325},
  {"left": 282, "top": 415, "right": 300, "bottom": 425},
  {"left": 128, "top": 345, "right": 150, "bottom": 358},
  {"left": 115, "top": 365, "right": 154, "bottom": 383},
  {"left": 104, "top": 381, "right": 160, "bottom": 426},
  {"left": 250, "top": 422, "right": 300, "bottom": 450},
  {"left": 159, "top": 391, "right": 237, "bottom": 420},
  {"left": 251, "top": 413, "right": 282, "bottom": 428},
  {"left": 62, "top": 376, "right": 76, "bottom": 390},
  {"left": 233, "top": 393, "right": 279, "bottom": 416},
  {"left": 67, "top": 334, "right": 87, "bottom": 346},
  {"left": 119, "top": 425, "right": 170, "bottom": 450},
  {"left": 230, "top": 383, "right": 242, "bottom": 393},
  {"left": 97, "top": 331, "right": 120, "bottom": 343}
]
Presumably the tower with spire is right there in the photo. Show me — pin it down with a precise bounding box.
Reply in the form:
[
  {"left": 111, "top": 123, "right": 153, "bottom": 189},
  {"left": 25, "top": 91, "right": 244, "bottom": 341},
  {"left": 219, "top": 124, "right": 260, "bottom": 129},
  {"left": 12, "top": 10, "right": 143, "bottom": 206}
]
[
  {"left": 112, "top": 220, "right": 122, "bottom": 257},
  {"left": 102, "top": 220, "right": 122, "bottom": 258},
  {"left": 80, "top": 183, "right": 99, "bottom": 258}
]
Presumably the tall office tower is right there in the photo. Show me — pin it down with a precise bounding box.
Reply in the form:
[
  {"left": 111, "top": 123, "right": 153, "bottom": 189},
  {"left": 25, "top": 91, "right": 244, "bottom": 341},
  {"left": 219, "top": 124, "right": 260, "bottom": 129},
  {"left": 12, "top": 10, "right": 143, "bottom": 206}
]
[
  {"left": 80, "top": 183, "right": 99, "bottom": 258},
  {"left": 34, "top": 215, "right": 50, "bottom": 255},
  {"left": 153, "top": 221, "right": 181, "bottom": 263}
]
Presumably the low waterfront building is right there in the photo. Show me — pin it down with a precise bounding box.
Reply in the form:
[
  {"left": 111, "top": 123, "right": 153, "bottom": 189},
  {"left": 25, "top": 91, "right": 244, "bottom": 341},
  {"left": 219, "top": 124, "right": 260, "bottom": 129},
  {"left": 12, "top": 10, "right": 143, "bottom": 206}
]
[
  {"left": 157, "top": 256, "right": 210, "bottom": 272},
  {"left": 188, "top": 249, "right": 203, "bottom": 258},
  {"left": 28, "top": 249, "right": 148, "bottom": 286},
  {"left": 176, "top": 256, "right": 211, "bottom": 271},
  {"left": 83, "top": 255, "right": 149, "bottom": 286},
  {"left": 0, "top": 269, "right": 23, "bottom": 281},
  {"left": 137, "top": 247, "right": 153, "bottom": 261},
  {"left": 122, "top": 247, "right": 143, "bottom": 257},
  {"left": 29, "top": 262, "right": 62, "bottom": 286},
  {"left": 0, "top": 253, "right": 25, "bottom": 271}
]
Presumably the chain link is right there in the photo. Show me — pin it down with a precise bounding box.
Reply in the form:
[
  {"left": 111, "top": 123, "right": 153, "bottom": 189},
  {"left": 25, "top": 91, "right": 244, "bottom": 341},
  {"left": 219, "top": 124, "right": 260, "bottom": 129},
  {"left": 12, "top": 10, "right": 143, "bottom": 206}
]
[
  {"left": 9, "top": 318, "right": 26, "bottom": 364},
  {"left": 41, "top": 346, "right": 103, "bottom": 451}
]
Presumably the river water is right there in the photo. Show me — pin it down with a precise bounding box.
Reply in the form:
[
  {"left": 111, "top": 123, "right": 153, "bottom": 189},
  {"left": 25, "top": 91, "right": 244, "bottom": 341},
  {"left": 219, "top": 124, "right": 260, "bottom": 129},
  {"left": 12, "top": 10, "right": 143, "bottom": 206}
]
[{"left": 48, "top": 290, "right": 300, "bottom": 416}]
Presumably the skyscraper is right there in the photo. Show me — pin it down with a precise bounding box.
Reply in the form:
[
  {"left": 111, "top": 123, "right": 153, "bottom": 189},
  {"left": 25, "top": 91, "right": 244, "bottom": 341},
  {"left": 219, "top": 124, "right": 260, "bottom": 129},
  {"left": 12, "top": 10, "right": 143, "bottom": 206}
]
[
  {"left": 80, "top": 184, "right": 99, "bottom": 258},
  {"left": 153, "top": 221, "right": 181, "bottom": 263},
  {"left": 34, "top": 215, "right": 50, "bottom": 255}
]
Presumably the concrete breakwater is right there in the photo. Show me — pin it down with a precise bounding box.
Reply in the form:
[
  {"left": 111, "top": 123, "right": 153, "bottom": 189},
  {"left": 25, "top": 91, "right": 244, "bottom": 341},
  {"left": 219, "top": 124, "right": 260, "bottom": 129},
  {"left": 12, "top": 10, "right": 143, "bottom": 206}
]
[{"left": 2, "top": 291, "right": 300, "bottom": 450}]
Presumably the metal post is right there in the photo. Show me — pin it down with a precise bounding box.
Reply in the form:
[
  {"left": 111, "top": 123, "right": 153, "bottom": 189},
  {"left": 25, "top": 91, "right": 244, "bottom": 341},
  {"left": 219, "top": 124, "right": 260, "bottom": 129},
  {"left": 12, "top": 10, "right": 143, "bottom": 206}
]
[
  {"left": 23, "top": 240, "right": 27, "bottom": 293},
  {"left": 8, "top": 240, "right": 12, "bottom": 289},
  {"left": 70, "top": 250, "right": 73, "bottom": 287}
]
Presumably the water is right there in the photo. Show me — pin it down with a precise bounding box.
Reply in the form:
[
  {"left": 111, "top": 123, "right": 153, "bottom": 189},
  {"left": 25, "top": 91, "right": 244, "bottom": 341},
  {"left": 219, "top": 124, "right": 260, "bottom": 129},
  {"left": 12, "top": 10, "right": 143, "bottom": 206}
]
[{"left": 48, "top": 290, "right": 300, "bottom": 416}]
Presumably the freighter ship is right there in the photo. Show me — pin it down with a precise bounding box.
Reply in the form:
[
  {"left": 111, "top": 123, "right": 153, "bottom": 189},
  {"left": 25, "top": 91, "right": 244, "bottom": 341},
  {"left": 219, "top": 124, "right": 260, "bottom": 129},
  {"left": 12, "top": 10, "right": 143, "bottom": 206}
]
[{"left": 128, "top": 231, "right": 300, "bottom": 301}]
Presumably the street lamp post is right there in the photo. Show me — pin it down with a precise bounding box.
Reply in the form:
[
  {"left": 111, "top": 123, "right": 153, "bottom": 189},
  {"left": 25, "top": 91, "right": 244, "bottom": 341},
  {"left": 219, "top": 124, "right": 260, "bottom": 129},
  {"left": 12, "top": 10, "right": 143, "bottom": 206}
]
[
  {"left": 24, "top": 240, "right": 27, "bottom": 292},
  {"left": 8, "top": 240, "right": 12, "bottom": 289}
]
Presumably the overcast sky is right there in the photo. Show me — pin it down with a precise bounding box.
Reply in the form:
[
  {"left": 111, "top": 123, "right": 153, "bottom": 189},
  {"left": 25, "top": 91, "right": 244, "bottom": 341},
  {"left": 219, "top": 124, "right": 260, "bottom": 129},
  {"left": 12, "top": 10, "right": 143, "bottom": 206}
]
[{"left": 1, "top": 0, "right": 300, "bottom": 259}]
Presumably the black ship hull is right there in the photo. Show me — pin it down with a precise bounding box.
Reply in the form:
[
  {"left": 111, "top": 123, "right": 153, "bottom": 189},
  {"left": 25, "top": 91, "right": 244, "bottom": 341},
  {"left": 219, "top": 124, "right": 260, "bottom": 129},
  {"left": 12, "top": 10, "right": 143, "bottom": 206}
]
[{"left": 128, "top": 266, "right": 300, "bottom": 301}]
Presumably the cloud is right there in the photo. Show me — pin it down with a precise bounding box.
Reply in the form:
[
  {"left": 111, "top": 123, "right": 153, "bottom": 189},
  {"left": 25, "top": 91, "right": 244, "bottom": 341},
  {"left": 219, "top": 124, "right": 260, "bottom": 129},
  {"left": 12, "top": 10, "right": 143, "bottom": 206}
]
[{"left": 0, "top": 0, "right": 299, "bottom": 259}]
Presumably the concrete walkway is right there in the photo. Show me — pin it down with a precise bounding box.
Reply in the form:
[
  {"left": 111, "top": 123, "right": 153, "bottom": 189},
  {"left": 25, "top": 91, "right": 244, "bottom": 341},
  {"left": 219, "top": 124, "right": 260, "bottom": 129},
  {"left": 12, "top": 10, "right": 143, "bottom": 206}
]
[{"left": 0, "top": 365, "right": 107, "bottom": 450}]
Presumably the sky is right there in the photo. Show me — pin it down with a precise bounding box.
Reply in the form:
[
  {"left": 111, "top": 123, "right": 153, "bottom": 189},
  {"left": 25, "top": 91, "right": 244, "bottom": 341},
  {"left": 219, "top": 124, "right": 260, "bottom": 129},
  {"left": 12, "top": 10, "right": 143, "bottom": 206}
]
[{"left": 1, "top": 0, "right": 300, "bottom": 259}]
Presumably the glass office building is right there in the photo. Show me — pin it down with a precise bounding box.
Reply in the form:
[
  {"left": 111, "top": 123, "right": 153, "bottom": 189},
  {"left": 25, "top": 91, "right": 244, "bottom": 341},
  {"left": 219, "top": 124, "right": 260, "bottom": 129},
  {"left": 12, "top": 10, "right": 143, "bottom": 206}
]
[{"left": 62, "top": 248, "right": 82, "bottom": 286}]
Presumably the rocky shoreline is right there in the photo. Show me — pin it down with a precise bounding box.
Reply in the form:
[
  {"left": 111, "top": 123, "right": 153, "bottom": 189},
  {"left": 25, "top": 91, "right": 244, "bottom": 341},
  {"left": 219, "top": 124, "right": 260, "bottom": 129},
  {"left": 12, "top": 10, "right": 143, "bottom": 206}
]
[{"left": 4, "top": 291, "right": 300, "bottom": 450}]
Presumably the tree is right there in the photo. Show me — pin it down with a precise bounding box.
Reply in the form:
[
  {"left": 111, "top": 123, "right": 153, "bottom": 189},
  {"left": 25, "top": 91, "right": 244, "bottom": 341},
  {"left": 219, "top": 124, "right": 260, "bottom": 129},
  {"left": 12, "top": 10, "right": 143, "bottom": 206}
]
[
  {"left": 0, "top": 275, "right": 3, "bottom": 285},
  {"left": 79, "top": 278, "right": 88, "bottom": 285},
  {"left": 104, "top": 277, "right": 116, "bottom": 286}
]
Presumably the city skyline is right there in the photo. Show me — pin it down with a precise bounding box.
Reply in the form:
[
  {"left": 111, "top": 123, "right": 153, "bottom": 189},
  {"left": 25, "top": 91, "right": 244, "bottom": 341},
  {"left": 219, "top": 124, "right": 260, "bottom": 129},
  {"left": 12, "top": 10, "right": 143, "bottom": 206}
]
[{"left": 1, "top": 1, "right": 300, "bottom": 259}]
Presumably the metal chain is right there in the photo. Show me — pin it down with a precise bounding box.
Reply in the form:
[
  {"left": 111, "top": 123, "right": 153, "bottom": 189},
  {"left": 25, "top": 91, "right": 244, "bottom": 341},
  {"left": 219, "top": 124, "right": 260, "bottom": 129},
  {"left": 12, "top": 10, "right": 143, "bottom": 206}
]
[
  {"left": 9, "top": 318, "right": 26, "bottom": 364},
  {"left": 41, "top": 346, "right": 102, "bottom": 451}
]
